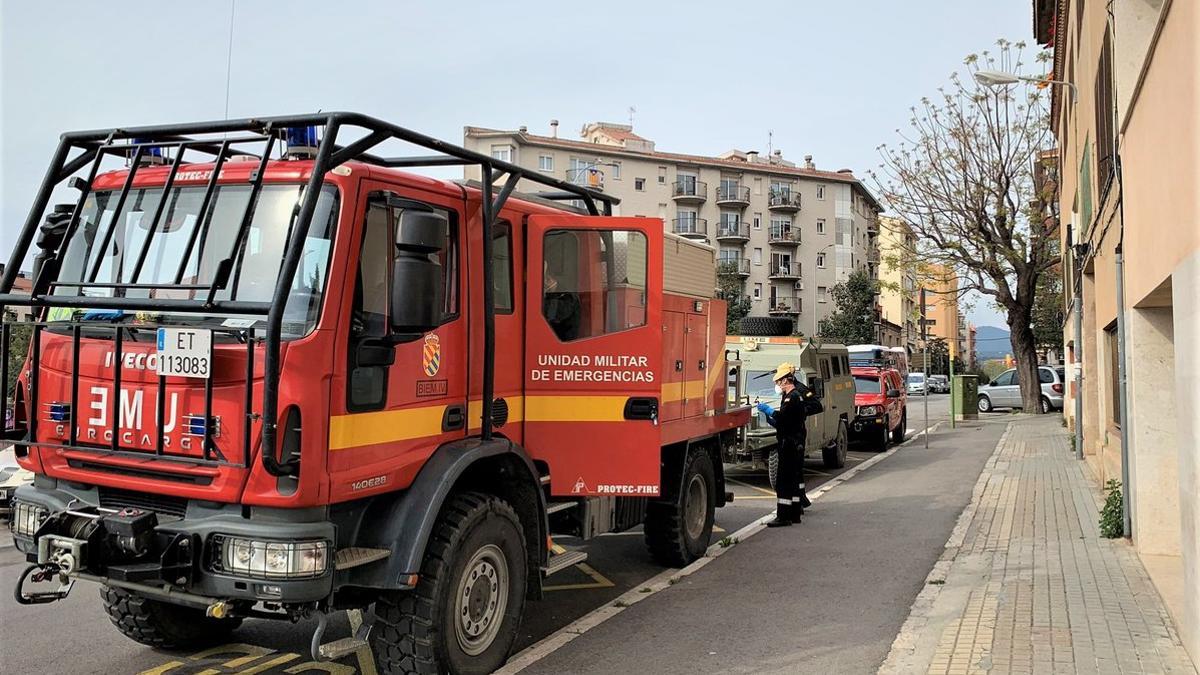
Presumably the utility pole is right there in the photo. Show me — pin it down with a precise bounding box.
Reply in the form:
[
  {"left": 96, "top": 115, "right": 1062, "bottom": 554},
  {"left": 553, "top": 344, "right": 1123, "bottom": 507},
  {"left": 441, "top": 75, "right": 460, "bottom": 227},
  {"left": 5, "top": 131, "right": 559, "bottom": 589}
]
[{"left": 921, "top": 288, "right": 930, "bottom": 448}]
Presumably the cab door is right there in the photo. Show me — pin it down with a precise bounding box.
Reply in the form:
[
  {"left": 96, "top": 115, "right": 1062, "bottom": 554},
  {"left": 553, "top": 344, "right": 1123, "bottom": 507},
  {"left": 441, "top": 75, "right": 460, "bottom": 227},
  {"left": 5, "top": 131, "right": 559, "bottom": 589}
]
[{"left": 524, "top": 215, "right": 663, "bottom": 497}]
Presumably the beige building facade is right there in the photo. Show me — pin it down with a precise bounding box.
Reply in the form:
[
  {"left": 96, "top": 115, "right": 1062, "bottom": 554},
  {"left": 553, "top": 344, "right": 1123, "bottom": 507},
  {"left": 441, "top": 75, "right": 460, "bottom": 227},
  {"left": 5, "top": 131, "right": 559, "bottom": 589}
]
[
  {"left": 923, "top": 263, "right": 963, "bottom": 360},
  {"left": 877, "top": 216, "right": 919, "bottom": 354},
  {"left": 1036, "top": 0, "right": 1199, "bottom": 660},
  {"left": 463, "top": 122, "right": 882, "bottom": 335}
]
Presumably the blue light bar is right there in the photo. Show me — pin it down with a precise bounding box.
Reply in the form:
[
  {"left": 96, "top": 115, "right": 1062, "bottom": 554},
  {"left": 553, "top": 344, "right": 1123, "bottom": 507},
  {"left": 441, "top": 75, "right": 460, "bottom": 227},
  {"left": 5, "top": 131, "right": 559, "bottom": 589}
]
[
  {"left": 182, "top": 414, "right": 220, "bottom": 438},
  {"left": 46, "top": 402, "right": 72, "bottom": 423},
  {"left": 129, "top": 137, "right": 166, "bottom": 165},
  {"left": 284, "top": 126, "right": 319, "bottom": 158}
]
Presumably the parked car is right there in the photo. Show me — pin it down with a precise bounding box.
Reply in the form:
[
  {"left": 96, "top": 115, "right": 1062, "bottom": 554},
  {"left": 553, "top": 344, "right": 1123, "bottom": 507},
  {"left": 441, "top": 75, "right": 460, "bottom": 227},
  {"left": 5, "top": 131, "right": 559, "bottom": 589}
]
[
  {"left": 927, "top": 375, "right": 950, "bottom": 393},
  {"left": 906, "top": 372, "right": 928, "bottom": 396},
  {"left": 977, "top": 366, "right": 1066, "bottom": 413},
  {"left": 0, "top": 465, "right": 34, "bottom": 523},
  {"left": 851, "top": 366, "right": 907, "bottom": 451}
]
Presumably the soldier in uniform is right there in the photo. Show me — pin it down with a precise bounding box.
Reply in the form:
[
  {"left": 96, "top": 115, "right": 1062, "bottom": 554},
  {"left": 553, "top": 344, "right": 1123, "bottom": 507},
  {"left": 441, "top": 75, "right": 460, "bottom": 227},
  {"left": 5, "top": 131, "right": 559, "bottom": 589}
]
[{"left": 756, "top": 362, "right": 818, "bottom": 527}]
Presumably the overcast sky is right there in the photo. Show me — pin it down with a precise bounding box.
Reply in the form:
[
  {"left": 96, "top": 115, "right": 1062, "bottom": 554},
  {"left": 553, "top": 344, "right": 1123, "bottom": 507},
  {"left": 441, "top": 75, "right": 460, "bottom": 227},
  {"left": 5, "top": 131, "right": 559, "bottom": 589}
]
[{"left": 1, "top": 0, "right": 1033, "bottom": 328}]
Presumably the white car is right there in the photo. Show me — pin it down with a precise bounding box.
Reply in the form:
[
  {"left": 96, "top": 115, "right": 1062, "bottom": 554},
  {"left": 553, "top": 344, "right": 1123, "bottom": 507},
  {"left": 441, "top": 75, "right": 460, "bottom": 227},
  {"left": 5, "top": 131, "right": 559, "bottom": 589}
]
[
  {"left": 906, "top": 372, "right": 928, "bottom": 396},
  {"left": 0, "top": 464, "right": 34, "bottom": 522}
]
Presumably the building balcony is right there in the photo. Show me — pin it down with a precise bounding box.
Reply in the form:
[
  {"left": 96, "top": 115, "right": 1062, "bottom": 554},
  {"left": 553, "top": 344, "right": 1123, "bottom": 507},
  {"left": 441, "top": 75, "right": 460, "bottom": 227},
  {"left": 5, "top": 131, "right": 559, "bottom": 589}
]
[
  {"left": 768, "top": 262, "right": 800, "bottom": 280},
  {"left": 768, "top": 225, "right": 801, "bottom": 246},
  {"left": 671, "top": 217, "right": 708, "bottom": 241},
  {"left": 566, "top": 167, "right": 605, "bottom": 191},
  {"left": 715, "top": 221, "right": 750, "bottom": 242},
  {"left": 717, "top": 258, "right": 751, "bottom": 277},
  {"left": 768, "top": 295, "right": 801, "bottom": 315},
  {"left": 767, "top": 189, "right": 802, "bottom": 212},
  {"left": 715, "top": 184, "right": 751, "bottom": 207},
  {"left": 671, "top": 179, "right": 707, "bottom": 203},
  {"left": 866, "top": 219, "right": 879, "bottom": 234}
]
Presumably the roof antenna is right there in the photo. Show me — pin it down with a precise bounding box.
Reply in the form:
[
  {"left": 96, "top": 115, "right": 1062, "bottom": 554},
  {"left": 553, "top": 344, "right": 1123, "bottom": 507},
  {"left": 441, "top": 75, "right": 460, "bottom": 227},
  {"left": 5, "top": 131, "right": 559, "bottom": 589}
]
[
  {"left": 628, "top": 106, "right": 636, "bottom": 128},
  {"left": 223, "top": 0, "right": 236, "bottom": 121},
  {"left": 768, "top": 130, "right": 774, "bottom": 157}
]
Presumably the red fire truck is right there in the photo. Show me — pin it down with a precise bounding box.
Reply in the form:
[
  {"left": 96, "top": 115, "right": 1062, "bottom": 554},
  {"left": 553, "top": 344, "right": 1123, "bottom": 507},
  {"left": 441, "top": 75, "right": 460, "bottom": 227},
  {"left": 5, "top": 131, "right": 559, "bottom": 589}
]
[{"left": 1, "top": 113, "right": 749, "bottom": 675}]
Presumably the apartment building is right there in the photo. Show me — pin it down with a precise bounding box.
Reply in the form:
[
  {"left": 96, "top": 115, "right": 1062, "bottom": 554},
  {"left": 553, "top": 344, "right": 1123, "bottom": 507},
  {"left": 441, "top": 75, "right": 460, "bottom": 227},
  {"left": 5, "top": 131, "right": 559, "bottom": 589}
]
[
  {"left": 877, "top": 216, "right": 919, "bottom": 354},
  {"left": 966, "top": 323, "right": 978, "bottom": 372},
  {"left": 463, "top": 122, "right": 882, "bottom": 334},
  {"left": 923, "top": 263, "right": 963, "bottom": 359},
  {"left": 1034, "top": 0, "right": 1198, "bottom": 660}
]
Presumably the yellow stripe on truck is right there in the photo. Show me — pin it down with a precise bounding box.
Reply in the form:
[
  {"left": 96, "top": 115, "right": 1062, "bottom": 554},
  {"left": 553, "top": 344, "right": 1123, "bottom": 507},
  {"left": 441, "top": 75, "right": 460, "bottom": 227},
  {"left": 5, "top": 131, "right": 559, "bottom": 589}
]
[
  {"left": 328, "top": 405, "right": 446, "bottom": 450},
  {"left": 524, "top": 395, "right": 628, "bottom": 422}
]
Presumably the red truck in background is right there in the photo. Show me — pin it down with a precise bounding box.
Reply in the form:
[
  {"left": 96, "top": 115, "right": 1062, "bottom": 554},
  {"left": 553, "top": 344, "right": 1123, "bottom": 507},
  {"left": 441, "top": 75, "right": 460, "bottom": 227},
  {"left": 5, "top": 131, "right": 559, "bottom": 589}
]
[
  {"left": 848, "top": 345, "right": 908, "bottom": 450},
  {"left": 1, "top": 113, "right": 749, "bottom": 675}
]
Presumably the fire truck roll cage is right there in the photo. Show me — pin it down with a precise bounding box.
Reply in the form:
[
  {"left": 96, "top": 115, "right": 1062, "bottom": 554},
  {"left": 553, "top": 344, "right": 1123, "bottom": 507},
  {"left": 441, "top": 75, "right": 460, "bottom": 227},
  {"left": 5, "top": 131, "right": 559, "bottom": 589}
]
[{"left": 0, "top": 112, "right": 619, "bottom": 475}]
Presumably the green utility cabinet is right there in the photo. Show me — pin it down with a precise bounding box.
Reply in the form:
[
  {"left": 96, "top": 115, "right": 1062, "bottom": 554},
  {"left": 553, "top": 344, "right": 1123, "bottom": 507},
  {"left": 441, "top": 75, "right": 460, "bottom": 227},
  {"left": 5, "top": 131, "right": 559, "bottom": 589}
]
[{"left": 953, "top": 375, "right": 979, "bottom": 421}]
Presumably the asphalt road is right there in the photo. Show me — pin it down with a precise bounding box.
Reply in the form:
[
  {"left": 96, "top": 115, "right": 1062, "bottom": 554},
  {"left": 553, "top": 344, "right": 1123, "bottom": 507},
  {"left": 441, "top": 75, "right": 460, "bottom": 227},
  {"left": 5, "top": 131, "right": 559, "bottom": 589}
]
[{"left": 0, "top": 396, "right": 957, "bottom": 674}]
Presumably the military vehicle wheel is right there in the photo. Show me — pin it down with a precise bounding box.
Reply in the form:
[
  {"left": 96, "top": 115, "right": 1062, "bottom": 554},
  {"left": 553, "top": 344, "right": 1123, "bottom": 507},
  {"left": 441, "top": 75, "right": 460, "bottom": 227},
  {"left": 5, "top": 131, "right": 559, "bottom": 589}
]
[
  {"left": 822, "top": 421, "right": 848, "bottom": 469},
  {"left": 101, "top": 586, "right": 241, "bottom": 649},
  {"left": 373, "top": 492, "right": 526, "bottom": 675},
  {"left": 891, "top": 410, "right": 907, "bottom": 444},
  {"left": 766, "top": 447, "right": 779, "bottom": 490},
  {"left": 738, "top": 316, "right": 794, "bottom": 337},
  {"left": 645, "top": 447, "right": 716, "bottom": 567}
]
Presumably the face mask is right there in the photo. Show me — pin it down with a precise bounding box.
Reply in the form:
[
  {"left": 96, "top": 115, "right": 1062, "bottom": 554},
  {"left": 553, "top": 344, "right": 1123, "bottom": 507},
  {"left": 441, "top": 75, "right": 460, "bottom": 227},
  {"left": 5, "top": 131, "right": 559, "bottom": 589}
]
[{"left": 774, "top": 385, "right": 784, "bottom": 395}]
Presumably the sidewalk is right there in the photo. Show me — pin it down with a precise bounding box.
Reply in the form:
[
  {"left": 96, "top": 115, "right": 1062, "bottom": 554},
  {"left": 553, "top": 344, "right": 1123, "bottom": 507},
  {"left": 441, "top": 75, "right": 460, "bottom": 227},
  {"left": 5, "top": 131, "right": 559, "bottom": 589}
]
[{"left": 881, "top": 417, "right": 1197, "bottom": 674}]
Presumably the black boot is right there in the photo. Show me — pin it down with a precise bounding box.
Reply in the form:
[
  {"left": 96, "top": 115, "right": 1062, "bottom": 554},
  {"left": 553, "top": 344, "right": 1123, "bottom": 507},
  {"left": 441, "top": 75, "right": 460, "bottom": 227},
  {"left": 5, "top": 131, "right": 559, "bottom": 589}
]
[
  {"left": 790, "top": 500, "right": 804, "bottom": 521},
  {"left": 767, "top": 505, "right": 792, "bottom": 527},
  {"left": 798, "top": 488, "right": 812, "bottom": 510}
]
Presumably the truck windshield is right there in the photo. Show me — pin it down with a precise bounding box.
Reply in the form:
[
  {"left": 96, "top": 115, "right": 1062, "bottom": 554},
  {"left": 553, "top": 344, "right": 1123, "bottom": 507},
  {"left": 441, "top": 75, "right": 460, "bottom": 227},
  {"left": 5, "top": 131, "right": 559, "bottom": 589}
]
[
  {"left": 51, "top": 184, "right": 339, "bottom": 338},
  {"left": 853, "top": 375, "right": 881, "bottom": 393}
]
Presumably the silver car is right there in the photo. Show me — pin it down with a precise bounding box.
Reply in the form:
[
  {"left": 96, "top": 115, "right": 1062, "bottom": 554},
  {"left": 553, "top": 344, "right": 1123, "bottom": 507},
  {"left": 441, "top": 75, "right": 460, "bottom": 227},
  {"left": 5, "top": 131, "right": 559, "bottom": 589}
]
[{"left": 977, "top": 366, "right": 1065, "bottom": 413}]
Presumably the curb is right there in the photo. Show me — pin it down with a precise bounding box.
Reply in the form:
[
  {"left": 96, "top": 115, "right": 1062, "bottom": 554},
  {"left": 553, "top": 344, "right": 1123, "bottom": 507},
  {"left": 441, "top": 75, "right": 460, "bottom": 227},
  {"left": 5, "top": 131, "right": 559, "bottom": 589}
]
[
  {"left": 876, "top": 421, "right": 1014, "bottom": 675},
  {"left": 497, "top": 422, "right": 944, "bottom": 675}
]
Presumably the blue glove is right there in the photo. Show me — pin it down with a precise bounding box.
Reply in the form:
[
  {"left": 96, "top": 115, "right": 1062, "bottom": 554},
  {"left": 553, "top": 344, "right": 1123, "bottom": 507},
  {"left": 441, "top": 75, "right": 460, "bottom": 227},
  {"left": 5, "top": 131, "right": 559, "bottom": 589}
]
[{"left": 755, "top": 402, "right": 777, "bottom": 427}]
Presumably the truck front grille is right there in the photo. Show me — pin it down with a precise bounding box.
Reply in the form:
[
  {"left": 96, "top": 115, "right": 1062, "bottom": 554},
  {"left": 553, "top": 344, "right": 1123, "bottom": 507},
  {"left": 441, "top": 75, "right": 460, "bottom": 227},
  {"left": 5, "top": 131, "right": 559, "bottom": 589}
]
[{"left": 97, "top": 487, "right": 188, "bottom": 519}]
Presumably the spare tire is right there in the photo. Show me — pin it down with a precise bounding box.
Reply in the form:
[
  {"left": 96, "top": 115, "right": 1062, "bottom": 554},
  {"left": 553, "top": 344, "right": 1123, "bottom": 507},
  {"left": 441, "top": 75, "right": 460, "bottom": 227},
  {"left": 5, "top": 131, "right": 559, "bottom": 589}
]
[{"left": 738, "top": 316, "right": 793, "bottom": 337}]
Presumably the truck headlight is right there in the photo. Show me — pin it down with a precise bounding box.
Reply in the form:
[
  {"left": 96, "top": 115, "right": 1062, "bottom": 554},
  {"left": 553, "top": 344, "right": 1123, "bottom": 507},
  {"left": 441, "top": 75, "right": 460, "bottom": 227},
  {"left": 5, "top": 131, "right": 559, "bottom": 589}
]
[
  {"left": 858, "top": 405, "right": 878, "bottom": 417},
  {"left": 211, "top": 535, "right": 329, "bottom": 579},
  {"left": 10, "top": 501, "right": 49, "bottom": 537}
]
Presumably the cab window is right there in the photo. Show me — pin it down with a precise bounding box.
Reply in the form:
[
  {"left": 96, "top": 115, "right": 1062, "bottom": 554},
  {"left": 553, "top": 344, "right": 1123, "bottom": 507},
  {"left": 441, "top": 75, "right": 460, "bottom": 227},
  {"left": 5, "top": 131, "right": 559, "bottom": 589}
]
[
  {"left": 542, "top": 229, "right": 647, "bottom": 342},
  {"left": 853, "top": 375, "right": 881, "bottom": 394}
]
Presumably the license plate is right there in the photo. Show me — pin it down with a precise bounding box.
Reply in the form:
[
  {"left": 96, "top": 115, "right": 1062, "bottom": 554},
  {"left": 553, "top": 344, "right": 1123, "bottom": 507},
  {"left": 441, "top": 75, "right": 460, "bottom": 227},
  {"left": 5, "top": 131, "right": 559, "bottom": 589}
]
[
  {"left": 156, "top": 327, "right": 212, "bottom": 379},
  {"left": 0, "top": 489, "right": 9, "bottom": 501}
]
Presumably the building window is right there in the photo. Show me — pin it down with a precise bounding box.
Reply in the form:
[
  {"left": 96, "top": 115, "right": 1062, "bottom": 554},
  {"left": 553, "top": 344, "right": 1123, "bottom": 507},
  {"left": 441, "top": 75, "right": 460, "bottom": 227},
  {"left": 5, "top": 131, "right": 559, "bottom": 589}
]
[
  {"left": 538, "top": 154, "right": 553, "bottom": 172},
  {"left": 817, "top": 286, "right": 827, "bottom": 302},
  {"left": 491, "top": 145, "right": 512, "bottom": 162},
  {"left": 753, "top": 177, "right": 762, "bottom": 195},
  {"left": 635, "top": 177, "right": 645, "bottom": 191},
  {"left": 816, "top": 218, "right": 826, "bottom": 234},
  {"left": 752, "top": 247, "right": 763, "bottom": 266},
  {"left": 658, "top": 166, "right": 667, "bottom": 184},
  {"left": 1106, "top": 324, "right": 1120, "bottom": 426},
  {"left": 817, "top": 252, "right": 826, "bottom": 268},
  {"left": 611, "top": 161, "right": 622, "bottom": 180},
  {"left": 753, "top": 212, "right": 762, "bottom": 229},
  {"left": 1095, "top": 28, "right": 1116, "bottom": 193},
  {"left": 816, "top": 185, "right": 826, "bottom": 200},
  {"left": 753, "top": 283, "right": 762, "bottom": 300}
]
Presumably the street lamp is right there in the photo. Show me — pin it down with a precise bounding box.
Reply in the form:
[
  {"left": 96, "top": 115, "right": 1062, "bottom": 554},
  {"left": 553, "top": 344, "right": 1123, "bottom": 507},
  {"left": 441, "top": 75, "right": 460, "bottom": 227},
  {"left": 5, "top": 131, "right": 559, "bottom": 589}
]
[{"left": 973, "top": 69, "right": 1078, "bottom": 102}]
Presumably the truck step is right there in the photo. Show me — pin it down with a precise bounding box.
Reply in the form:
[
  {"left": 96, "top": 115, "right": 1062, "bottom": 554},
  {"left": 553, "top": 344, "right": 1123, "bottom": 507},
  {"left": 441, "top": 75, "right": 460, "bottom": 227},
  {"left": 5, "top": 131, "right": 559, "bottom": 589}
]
[
  {"left": 542, "top": 549, "right": 588, "bottom": 576},
  {"left": 318, "top": 636, "right": 371, "bottom": 661},
  {"left": 334, "top": 547, "right": 390, "bottom": 570},
  {"left": 546, "top": 501, "right": 579, "bottom": 515}
]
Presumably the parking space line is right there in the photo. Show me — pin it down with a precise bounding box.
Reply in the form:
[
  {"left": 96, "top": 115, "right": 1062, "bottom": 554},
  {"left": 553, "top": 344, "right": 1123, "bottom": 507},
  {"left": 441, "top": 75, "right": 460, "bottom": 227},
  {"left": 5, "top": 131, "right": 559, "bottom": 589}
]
[
  {"left": 544, "top": 544, "right": 615, "bottom": 592},
  {"left": 724, "top": 477, "right": 775, "bottom": 497}
]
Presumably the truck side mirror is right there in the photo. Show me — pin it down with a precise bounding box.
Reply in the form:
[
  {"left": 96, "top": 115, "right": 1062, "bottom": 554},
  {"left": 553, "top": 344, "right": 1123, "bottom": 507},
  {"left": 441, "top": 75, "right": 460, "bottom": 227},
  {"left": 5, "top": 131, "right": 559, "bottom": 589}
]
[
  {"left": 887, "top": 388, "right": 901, "bottom": 398},
  {"left": 390, "top": 210, "right": 447, "bottom": 335}
]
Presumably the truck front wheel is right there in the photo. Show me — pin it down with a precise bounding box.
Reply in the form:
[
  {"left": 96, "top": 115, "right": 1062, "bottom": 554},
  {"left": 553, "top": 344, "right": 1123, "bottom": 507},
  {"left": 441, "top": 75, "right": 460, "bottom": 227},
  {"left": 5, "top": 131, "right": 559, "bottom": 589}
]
[
  {"left": 372, "top": 492, "right": 527, "bottom": 675},
  {"left": 822, "top": 421, "right": 848, "bottom": 469},
  {"left": 100, "top": 586, "right": 241, "bottom": 649},
  {"left": 644, "top": 447, "right": 716, "bottom": 567}
]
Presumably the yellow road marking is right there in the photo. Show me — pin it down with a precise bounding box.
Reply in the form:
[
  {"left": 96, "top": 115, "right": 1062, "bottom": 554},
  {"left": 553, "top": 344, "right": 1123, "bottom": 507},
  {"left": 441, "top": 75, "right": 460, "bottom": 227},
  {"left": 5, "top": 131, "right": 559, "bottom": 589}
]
[
  {"left": 725, "top": 477, "right": 777, "bottom": 497},
  {"left": 234, "top": 653, "right": 302, "bottom": 674},
  {"left": 545, "top": 543, "right": 615, "bottom": 591}
]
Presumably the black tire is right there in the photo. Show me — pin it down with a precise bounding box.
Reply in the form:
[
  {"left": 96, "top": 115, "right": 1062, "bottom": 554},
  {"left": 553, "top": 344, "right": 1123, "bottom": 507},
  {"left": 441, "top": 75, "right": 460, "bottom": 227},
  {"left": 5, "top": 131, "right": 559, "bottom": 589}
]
[
  {"left": 978, "top": 395, "right": 993, "bottom": 413},
  {"left": 645, "top": 448, "right": 716, "bottom": 567},
  {"left": 101, "top": 585, "right": 241, "bottom": 650},
  {"left": 372, "top": 492, "right": 526, "bottom": 675},
  {"left": 876, "top": 419, "right": 890, "bottom": 452},
  {"left": 738, "top": 316, "right": 794, "bottom": 337},
  {"left": 766, "top": 446, "right": 779, "bottom": 490},
  {"left": 891, "top": 410, "right": 907, "bottom": 444},
  {"left": 822, "top": 421, "right": 848, "bottom": 469},
  {"left": 1040, "top": 396, "right": 1052, "bottom": 414}
]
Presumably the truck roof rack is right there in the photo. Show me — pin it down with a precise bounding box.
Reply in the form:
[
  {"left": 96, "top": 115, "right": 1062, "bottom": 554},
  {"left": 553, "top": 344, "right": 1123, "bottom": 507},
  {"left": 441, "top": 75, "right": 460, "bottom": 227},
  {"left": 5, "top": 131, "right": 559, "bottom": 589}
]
[{"left": 0, "top": 112, "right": 591, "bottom": 469}]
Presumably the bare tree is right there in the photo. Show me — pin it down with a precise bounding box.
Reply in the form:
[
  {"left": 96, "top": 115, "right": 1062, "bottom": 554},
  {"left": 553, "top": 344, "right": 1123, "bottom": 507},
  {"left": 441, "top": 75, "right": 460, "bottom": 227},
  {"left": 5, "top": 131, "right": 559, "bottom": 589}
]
[{"left": 872, "top": 40, "right": 1058, "bottom": 413}]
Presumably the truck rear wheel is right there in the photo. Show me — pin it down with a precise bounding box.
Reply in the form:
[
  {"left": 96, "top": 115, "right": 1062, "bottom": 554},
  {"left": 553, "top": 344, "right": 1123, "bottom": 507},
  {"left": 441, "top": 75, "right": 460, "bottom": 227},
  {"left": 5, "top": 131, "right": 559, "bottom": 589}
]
[
  {"left": 372, "top": 492, "right": 526, "bottom": 675},
  {"left": 644, "top": 447, "right": 716, "bottom": 567},
  {"left": 100, "top": 585, "right": 241, "bottom": 649},
  {"left": 822, "top": 421, "right": 848, "bottom": 469}
]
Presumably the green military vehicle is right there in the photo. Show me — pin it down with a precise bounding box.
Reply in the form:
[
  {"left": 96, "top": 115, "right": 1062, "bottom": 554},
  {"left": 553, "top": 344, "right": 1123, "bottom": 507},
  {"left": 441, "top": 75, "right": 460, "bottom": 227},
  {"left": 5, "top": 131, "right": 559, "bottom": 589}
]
[{"left": 724, "top": 333, "right": 855, "bottom": 487}]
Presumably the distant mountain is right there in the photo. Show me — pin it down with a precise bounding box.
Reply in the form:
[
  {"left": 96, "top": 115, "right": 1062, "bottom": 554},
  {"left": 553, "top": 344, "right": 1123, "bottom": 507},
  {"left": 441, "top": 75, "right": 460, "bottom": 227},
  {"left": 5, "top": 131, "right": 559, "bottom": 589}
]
[{"left": 974, "top": 325, "right": 1011, "bottom": 360}]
